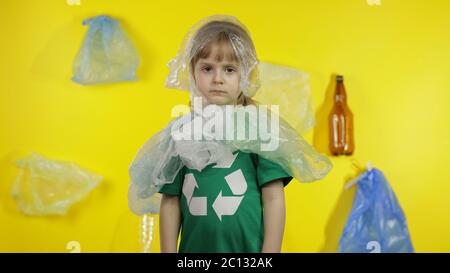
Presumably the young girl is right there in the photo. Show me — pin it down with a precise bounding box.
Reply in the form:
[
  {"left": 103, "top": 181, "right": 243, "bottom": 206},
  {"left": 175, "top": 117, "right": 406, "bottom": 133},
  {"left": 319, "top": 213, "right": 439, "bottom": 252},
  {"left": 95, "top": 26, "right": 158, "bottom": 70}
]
[{"left": 128, "top": 15, "right": 332, "bottom": 253}]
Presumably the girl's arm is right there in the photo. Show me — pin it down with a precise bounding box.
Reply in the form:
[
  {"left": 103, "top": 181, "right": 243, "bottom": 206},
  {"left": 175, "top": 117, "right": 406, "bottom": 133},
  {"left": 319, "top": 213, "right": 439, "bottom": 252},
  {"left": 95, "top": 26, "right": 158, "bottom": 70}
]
[
  {"left": 159, "top": 194, "right": 181, "bottom": 253},
  {"left": 261, "top": 179, "right": 286, "bottom": 253}
]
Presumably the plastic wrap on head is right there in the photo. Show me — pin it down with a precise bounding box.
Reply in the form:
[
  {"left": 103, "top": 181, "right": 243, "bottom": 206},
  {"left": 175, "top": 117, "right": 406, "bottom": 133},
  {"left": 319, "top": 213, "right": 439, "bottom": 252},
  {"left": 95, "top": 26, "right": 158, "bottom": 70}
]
[
  {"left": 128, "top": 105, "right": 332, "bottom": 215},
  {"left": 165, "top": 14, "right": 315, "bottom": 135},
  {"left": 165, "top": 15, "right": 260, "bottom": 98}
]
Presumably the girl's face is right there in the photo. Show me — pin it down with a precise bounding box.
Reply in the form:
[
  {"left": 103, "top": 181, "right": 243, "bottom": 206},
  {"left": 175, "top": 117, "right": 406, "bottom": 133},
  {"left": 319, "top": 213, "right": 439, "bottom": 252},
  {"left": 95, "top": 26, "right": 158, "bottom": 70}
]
[{"left": 193, "top": 42, "right": 241, "bottom": 105}]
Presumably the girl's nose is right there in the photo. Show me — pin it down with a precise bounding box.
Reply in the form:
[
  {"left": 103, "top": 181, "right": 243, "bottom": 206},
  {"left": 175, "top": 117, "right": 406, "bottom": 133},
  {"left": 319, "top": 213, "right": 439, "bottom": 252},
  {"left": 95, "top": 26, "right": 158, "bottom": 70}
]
[{"left": 213, "top": 71, "right": 224, "bottom": 84}]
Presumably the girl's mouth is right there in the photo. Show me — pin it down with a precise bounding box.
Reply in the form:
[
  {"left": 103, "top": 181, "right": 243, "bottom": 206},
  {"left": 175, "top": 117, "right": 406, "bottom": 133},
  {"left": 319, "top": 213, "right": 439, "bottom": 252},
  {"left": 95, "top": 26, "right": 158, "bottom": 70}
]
[{"left": 210, "top": 90, "right": 227, "bottom": 95}]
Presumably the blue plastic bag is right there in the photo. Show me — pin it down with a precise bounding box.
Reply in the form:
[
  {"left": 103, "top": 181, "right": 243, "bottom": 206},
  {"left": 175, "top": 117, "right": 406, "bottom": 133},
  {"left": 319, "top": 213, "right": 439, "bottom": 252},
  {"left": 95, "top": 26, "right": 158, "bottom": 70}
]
[
  {"left": 339, "top": 168, "right": 414, "bottom": 253},
  {"left": 72, "top": 15, "right": 139, "bottom": 85}
]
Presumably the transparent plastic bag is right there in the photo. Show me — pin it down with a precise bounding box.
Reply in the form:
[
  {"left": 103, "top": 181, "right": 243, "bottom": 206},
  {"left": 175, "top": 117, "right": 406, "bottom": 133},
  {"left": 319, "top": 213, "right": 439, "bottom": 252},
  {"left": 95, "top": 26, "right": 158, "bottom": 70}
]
[
  {"left": 255, "top": 62, "right": 315, "bottom": 134},
  {"left": 225, "top": 105, "right": 331, "bottom": 182},
  {"left": 11, "top": 153, "right": 102, "bottom": 216},
  {"left": 128, "top": 105, "right": 332, "bottom": 215},
  {"left": 339, "top": 168, "right": 414, "bottom": 253},
  {"left": 165, "top": 14, "right": 259, "bottom": 98},
  {"left": 72, "top": 15, "right": 139, "bottom": 85}
]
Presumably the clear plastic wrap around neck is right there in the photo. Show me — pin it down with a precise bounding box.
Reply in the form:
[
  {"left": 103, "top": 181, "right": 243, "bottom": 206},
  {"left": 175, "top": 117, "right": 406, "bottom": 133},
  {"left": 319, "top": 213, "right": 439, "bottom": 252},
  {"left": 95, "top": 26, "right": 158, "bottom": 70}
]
[{"left": 128, "top": 105, "right": 332, "bottom": 215}]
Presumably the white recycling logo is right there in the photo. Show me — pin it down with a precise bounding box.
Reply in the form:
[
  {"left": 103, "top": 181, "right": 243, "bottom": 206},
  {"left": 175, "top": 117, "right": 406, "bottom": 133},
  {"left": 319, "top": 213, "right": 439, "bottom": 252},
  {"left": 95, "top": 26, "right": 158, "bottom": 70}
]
[
  {"left": 182, "top": 173, "right": 208, "bottom": 216},
  {"left": 182, "top": 152, "right": 247, "bottom": 221}
]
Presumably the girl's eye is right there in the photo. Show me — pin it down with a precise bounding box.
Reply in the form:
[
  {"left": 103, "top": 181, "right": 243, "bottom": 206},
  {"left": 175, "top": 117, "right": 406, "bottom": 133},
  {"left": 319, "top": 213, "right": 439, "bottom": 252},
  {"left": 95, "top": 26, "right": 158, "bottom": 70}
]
[
  {"left": 202, "top": 66, "right": 213, "bottom": 72},
  {"left": 225, "top": 67, "right": 236, "bottom": 73}
]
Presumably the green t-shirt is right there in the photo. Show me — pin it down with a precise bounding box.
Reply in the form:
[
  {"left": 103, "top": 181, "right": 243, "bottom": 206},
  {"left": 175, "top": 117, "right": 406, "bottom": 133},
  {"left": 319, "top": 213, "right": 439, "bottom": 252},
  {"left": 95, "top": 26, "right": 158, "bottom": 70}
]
[{"left": 158, "top": 151, "right": 292, "bottom": 253}]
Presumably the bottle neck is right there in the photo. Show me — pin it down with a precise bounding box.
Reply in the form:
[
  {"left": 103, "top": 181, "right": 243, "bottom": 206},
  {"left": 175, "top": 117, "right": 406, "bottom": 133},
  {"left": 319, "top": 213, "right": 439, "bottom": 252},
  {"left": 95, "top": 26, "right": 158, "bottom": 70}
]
[{"left": 334, "top": 82, "right": 347, "bottom": 104}]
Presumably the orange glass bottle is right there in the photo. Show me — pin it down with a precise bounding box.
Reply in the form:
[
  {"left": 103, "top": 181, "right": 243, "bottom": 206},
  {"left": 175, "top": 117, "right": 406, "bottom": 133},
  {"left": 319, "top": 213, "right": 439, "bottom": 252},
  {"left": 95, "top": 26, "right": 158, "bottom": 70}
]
[{"left": 329, "top": 75, "right": 354, "bottom": 156}]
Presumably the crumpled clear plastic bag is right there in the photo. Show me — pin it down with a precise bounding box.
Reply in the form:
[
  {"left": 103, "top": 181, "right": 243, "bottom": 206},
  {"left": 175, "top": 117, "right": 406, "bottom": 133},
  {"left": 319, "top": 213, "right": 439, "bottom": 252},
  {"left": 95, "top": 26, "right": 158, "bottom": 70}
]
[
  {"left": 72, "top": 15, "right": 139, "bottom": 85},
  {"left": 128, "top": 105, "right": 332, "bottom": 215},
  {"left": 254, "top": 62, "right": 315, "bottom": 134},
  {"left": 339, "top": 168, "right": 414, "bottom": 253},
  {"left": 225, "top": 105, "right": 331, "bottom": 182},
  {"left": 165, "top": 14, "right": 259, "bottom": 98},
  {"left": 11, "top": 153, "right": 103, "bottom": 216}
]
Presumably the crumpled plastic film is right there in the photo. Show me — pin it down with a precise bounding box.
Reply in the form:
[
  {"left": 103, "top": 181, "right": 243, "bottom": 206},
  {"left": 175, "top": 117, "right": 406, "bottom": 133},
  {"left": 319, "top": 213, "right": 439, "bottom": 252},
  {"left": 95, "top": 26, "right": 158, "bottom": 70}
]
[
  {"left": 225, "top": 105, "right": 331, "bottom": 182},
  {"left": 11, "top": 153, "right": 103, "bottom": 216},
  {"left": 128, "top": 123, "right": 184, "bottom": 214},
  {"left": 128, "top": 105, "right": 332, "bottom": 215},
  {"left": 254, "top": 62, "right": 315, "bottom": 134},
  {"left": 165, "top": 14, "right": 260, "bottom": 99},
  {"left": 72, "top": 15, "right": 139, "bottom": 85},
  {"left": 339, "top": 168, "right": 414, "bottom": 253}
]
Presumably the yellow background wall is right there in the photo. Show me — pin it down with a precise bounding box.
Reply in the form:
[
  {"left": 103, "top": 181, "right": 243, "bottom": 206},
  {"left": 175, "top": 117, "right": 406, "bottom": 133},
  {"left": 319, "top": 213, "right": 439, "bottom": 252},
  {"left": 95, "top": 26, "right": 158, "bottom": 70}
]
[{"left": 1, "top": 0, "right": 449, "bottom": 252}]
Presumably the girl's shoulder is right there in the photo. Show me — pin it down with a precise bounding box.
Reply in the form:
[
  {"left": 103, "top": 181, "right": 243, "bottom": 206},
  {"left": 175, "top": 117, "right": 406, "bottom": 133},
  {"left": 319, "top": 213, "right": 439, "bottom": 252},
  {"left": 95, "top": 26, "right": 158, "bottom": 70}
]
[{"left": 234, "top": 150, "right": 259, "bottom": 168}]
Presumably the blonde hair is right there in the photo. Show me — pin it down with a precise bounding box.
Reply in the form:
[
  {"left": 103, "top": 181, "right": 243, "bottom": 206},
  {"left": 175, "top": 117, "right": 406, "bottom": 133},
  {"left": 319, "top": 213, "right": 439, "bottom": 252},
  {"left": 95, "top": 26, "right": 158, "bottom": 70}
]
[
  {"left": 236, "top": 92, "right": 256, "bottom": 106},
  {"left": 189, "top": 21, "right": 257, "bottom": 106}
]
